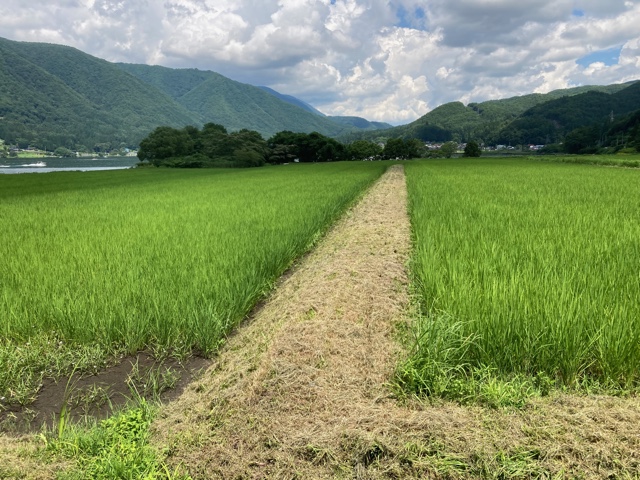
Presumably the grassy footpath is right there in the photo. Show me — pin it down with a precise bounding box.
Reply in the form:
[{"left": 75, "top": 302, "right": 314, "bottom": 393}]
[
  {"left": 399, "top": 158, "right": 640, "bottom": 404},
  {"left": 0, "top": 162, "right": 387, "bottom": 407}
]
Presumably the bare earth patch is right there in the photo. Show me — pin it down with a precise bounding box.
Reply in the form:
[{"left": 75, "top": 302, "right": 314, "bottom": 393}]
[
  {"left": 153, "top": 164, "right": 640, "bottom": 479},
  {"left": 0, "top": 353, "right": 210, "bottom": 433}
]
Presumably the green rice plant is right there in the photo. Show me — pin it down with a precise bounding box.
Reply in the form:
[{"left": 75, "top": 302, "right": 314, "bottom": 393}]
[
  {"left": 0, "top": 163, "right": 387, "bottom": 402},
  {"left": 402, "top": 158, "right": 640, "bottom": 397},
  {"left": 125, "top": 359, "right": 181, "bottom": 401},
  {"left": 0, "top": 333, "right": 111, "bottom": 407}
]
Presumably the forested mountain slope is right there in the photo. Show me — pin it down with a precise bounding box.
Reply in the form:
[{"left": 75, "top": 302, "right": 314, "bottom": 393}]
[
  {"left": 117, "top": 63, "right": 383, "bottom": 139},
  {"left": 353, "top": 81, "right": 636, "bottom": 144},
  {"left": 0, "top": 37, "right": 199, "bottom": 150},
  {"left": 0, "top": 37, "right": 387, "bottom": 151}
]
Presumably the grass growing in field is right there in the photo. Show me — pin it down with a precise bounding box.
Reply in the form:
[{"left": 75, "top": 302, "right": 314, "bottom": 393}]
[
  {"left": 399, "top": 158, "right": 640, "bottom": 402},
  {"left": 0, "top": 163, "right": 386, "bottom": 406}
]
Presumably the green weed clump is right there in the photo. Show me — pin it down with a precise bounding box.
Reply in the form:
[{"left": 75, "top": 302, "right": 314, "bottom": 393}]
[
  {"left": 0, "top": 163, "right": 386, "bottom": 403},
  {"left": 43, "top": 399, "right": 190, "bottom": 479},
  {"left": 400, "top": 158, "right": 640, "bottom": 401}
]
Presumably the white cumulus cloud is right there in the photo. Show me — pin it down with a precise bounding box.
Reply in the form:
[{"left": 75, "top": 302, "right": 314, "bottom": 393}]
[{"left": 0, "top": 0, "right": 639, "bottom": 124}]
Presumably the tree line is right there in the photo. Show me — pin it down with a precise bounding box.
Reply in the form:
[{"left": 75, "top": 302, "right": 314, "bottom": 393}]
[{"left": 137, "top": 124, "right": 436, "bottom": 168}]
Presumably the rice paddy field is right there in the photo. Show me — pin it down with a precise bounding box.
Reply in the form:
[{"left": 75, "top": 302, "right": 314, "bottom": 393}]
[
  {"left": 401, "top": 158, "right": 640, "bottom": 400},
  {"left": 0, "top": 162, "right": 387, "bottom": 406},
  {"left": 2, "top": 157, "right": 640, "bottom": 478}
]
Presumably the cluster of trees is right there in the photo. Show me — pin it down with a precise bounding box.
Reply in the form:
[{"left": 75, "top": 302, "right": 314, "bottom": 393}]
[
  {"left": 380, "top": 138, "right": 422, "bottom": 159},
  {"left": 267, "top": 132, "right": 422, "bottom": 163},
  {"left": 139, "top": 125, "right": 437, "bottom": 168},
  {"left": 463, "top": 141, "right": 481, "bottom": 157},
  {"left": 267, "top": 131, "right": 346, "bottom": 163},
  {"left": 138, "top": 124, "right": 268, "bottom": 167}
]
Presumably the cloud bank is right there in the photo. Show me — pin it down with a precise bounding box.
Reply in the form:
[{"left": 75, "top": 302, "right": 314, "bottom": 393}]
[{"left": 1, "top": 0, "right": 639, "bottom": 124}]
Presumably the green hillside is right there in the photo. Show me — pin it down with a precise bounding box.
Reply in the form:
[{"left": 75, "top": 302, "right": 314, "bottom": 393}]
[
  {"left": 495, "top": 82, "right": 640, "bottom": 145},
  {"left": 116, "top": 63, "right": 213, "bottom": 100},
  {"left": 0, "top": 42, "right": 116, "bottom": 150},
  {"left": 117, "top": 63, "right": 367, "bottom": 138},
  {"left": 0, "top": 37, "right": 200, "bottom": 150},
  {"left": 358, "top": 81, "right": 636, "bottom": 144}
]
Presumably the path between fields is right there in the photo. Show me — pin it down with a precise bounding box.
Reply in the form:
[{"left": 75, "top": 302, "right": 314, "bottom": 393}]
[
  {"left": 152, "top": 165, "right": 640, "bottom": 479},
  {"left": 154, "top": 164, "right": 413, "bottom": 477}
]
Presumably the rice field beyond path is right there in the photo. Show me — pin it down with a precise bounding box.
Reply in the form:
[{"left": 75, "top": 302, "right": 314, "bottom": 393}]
[{"left": 403, "top": 158, "right": 640, "bottom": 394}]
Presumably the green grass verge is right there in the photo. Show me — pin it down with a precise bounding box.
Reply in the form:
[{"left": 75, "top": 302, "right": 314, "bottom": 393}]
[
  {"left": 41, "top": 398, "right": 190, "bottom": 479},
  {"left": 398, "top": 158, "right": 640, "bottom": 404},
  {"left": 533, "top": 153, "right": 640, "bottom": 168}
]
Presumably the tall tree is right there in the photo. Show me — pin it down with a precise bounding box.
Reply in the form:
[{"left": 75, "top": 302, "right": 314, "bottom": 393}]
[{"left": 463, "top": 141, "right": 481, "bottom": 157}]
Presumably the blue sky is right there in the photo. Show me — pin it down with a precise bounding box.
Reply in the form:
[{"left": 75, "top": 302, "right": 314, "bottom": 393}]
[
  {"left": 577, "top": 46, "right": 623, "bottom": 67},
  {"left": 0, "top": 0, "right": 639, "bottom": 124}
]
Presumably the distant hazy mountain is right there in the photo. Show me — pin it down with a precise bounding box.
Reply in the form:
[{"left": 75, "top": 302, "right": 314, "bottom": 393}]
[
  {"left": 257, "top": 86, "right": 326, "bottom": 117},
  {"left": 255, "top": 86, "right": 393, "bottom": 132},
  {"left": 327, "top": 116, "right": 393, "bottom": 131}
]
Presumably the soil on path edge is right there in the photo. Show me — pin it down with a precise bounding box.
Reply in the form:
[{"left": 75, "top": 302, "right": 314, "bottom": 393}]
[{"left": 152, "top": 164, "right": 640, "bottom": 479}]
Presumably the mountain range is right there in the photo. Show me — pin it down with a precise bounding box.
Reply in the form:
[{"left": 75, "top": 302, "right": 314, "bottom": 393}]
[
  {"left": 345, "top": 81, "right": 639, "bottom": 145},
  {"left": 0, "top": 35, "right": 638, "bottom": 153},
  {"left": 0, "top": 36, "right": 390, "bottom": 151}
]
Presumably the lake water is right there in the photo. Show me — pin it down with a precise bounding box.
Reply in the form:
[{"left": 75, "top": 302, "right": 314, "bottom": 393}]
[{"left": 0, "top": 157, "right": 139, "bottom": 174}]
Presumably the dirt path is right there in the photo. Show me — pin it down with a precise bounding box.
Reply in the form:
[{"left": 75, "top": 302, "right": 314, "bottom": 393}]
[
  {"left": 153, "top": 164, "right": 413, "bottom": 476},
  {"left": 153, "top": 165, "right": 640, "bottom": 479}
]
